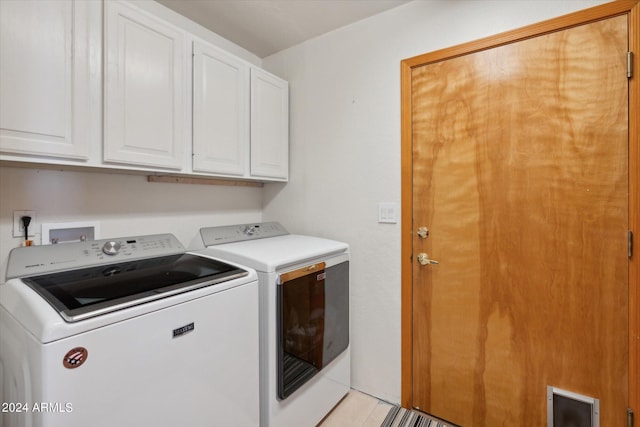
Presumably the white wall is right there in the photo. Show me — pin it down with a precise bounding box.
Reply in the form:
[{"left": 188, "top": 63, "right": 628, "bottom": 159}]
[
  {"left": 261, "top": 0, "right": 610, "bottom": 404},
  {"left": 0, "top": 166, "right": 263, "bottom": 282}
]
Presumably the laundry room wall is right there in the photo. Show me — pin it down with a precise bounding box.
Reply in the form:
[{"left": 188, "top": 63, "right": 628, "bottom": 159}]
[
  {"left": 260, "top": 0, "right": 610, "bottom": 404},
  {"left": 0, "top": 167, "right": 263, "bottom": 283}
]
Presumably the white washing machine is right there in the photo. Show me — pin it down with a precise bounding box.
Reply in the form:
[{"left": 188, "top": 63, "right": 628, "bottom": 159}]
[
  {"left": 199, "top": 222, "right": 350, "bottom": 427},
  {"left": 0, "top": 234, "right": 260, "bottom": 427}
]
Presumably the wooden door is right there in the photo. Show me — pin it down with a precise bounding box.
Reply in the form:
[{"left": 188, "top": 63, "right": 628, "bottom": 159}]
[{"left": 409, "top": 14, "right": 629, "bottom": 426}]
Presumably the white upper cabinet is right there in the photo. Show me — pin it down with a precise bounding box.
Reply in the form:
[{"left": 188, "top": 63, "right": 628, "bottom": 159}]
[
  {"left": 1, "top": 0, "right": 288, "bottom": 182},
  {"left": 104, "top": 0, "right": 186, "bottom": 170},
  {"left": 0, "top": 0, "right": 100, "bottom": 160},
  {"left": 250, "top": 68, "right": 289, "bottom": 181},
  {"left": 192, "top": 41, "right": 250, "bottom": 176}
]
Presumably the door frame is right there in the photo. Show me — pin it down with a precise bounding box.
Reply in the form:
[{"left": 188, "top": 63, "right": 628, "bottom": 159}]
[{"left": 400, "top": 0, "right": 640, "bottom": 415}]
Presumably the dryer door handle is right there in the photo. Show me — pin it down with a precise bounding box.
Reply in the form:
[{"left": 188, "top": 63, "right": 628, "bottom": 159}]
[{"left": 278, "top": 262, "right": 327, "bottom": 285}]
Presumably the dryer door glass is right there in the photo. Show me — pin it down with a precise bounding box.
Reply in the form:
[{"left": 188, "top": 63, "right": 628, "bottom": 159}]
[{"left": 277, "top": 260, "right": 349, "bottom": 400}]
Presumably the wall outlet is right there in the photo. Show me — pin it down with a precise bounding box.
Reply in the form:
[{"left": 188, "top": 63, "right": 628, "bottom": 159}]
[{"left": 13, "top": 211, "right": 36, "bottom": 238}]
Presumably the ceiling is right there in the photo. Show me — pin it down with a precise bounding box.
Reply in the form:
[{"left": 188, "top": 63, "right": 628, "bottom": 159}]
[{"left": 156, "top": 0, "right": 411, "bottom": 58}]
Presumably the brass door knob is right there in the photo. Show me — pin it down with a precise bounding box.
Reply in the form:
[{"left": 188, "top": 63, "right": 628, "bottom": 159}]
[{"left": 417, "top": 227, "right": 429, "bottom": 238}]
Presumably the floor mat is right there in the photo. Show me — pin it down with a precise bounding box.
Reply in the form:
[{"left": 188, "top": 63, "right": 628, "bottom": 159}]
[{"left": 381, "top": 405, "right": 457, "bottom": 427}]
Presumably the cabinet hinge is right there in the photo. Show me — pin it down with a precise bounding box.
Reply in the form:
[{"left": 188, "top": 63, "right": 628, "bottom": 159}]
[
  {"left": 629, "top": 230, "right": 634, "bottom": 258},
  {"left": 628, "top": 52, "right": 634, "bottom": 79},
  {"left": 628, "top": 408, "right": 634, "bottom": 427}
]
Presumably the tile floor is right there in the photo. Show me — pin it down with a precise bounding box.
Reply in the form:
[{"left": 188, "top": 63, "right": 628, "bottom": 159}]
[{"left": 318, "top": 390, "right": 394, "bottom": 427}]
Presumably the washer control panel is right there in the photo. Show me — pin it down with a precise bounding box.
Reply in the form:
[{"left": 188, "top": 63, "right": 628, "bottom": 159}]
[
  {"left": 6, "top": 234, "right": 185, "bottom": 279},
  {"left": 200, "top": 222, "right": 289, "bottom": 246}
]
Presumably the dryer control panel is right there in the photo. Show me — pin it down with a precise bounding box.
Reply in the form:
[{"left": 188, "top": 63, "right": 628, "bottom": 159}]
[{"left": 200, "top": 222, "right": 288, "bottom": 246}]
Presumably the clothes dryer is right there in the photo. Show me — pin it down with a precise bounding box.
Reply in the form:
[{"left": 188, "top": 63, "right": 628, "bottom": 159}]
[{"left": 199, "top": 223, "right": 350, "bottom": 427}]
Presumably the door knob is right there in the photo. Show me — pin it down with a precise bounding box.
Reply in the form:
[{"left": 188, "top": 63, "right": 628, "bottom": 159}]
[{"left": 417, "top": 253, "right": 439, "bottom": 265}]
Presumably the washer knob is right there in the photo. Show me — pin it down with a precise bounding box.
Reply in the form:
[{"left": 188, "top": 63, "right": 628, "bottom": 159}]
[
  {"left": 243, "top": 225, "right": 256, "bottom": 236},
  {"left": 102, "top": 241, "right": 121, "bottom": 256}
]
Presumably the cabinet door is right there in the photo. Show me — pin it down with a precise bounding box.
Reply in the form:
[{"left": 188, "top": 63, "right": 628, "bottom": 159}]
[
  {"left": 193, "top": 41, "right": 249, "bottom": 176},
  {"left": 0, "top": 0, "right": 98, "bottom": 160},
  {"left": 104, "top": 1, "right": 186, "bottom": 170},
  {"left": 250, "top": 69, "right": 289, "bottom": 180}
]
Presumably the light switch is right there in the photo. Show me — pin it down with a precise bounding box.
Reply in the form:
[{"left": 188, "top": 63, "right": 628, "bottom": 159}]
[{"left": 378, "top": 202, "right": 398, "bottom": 224}]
